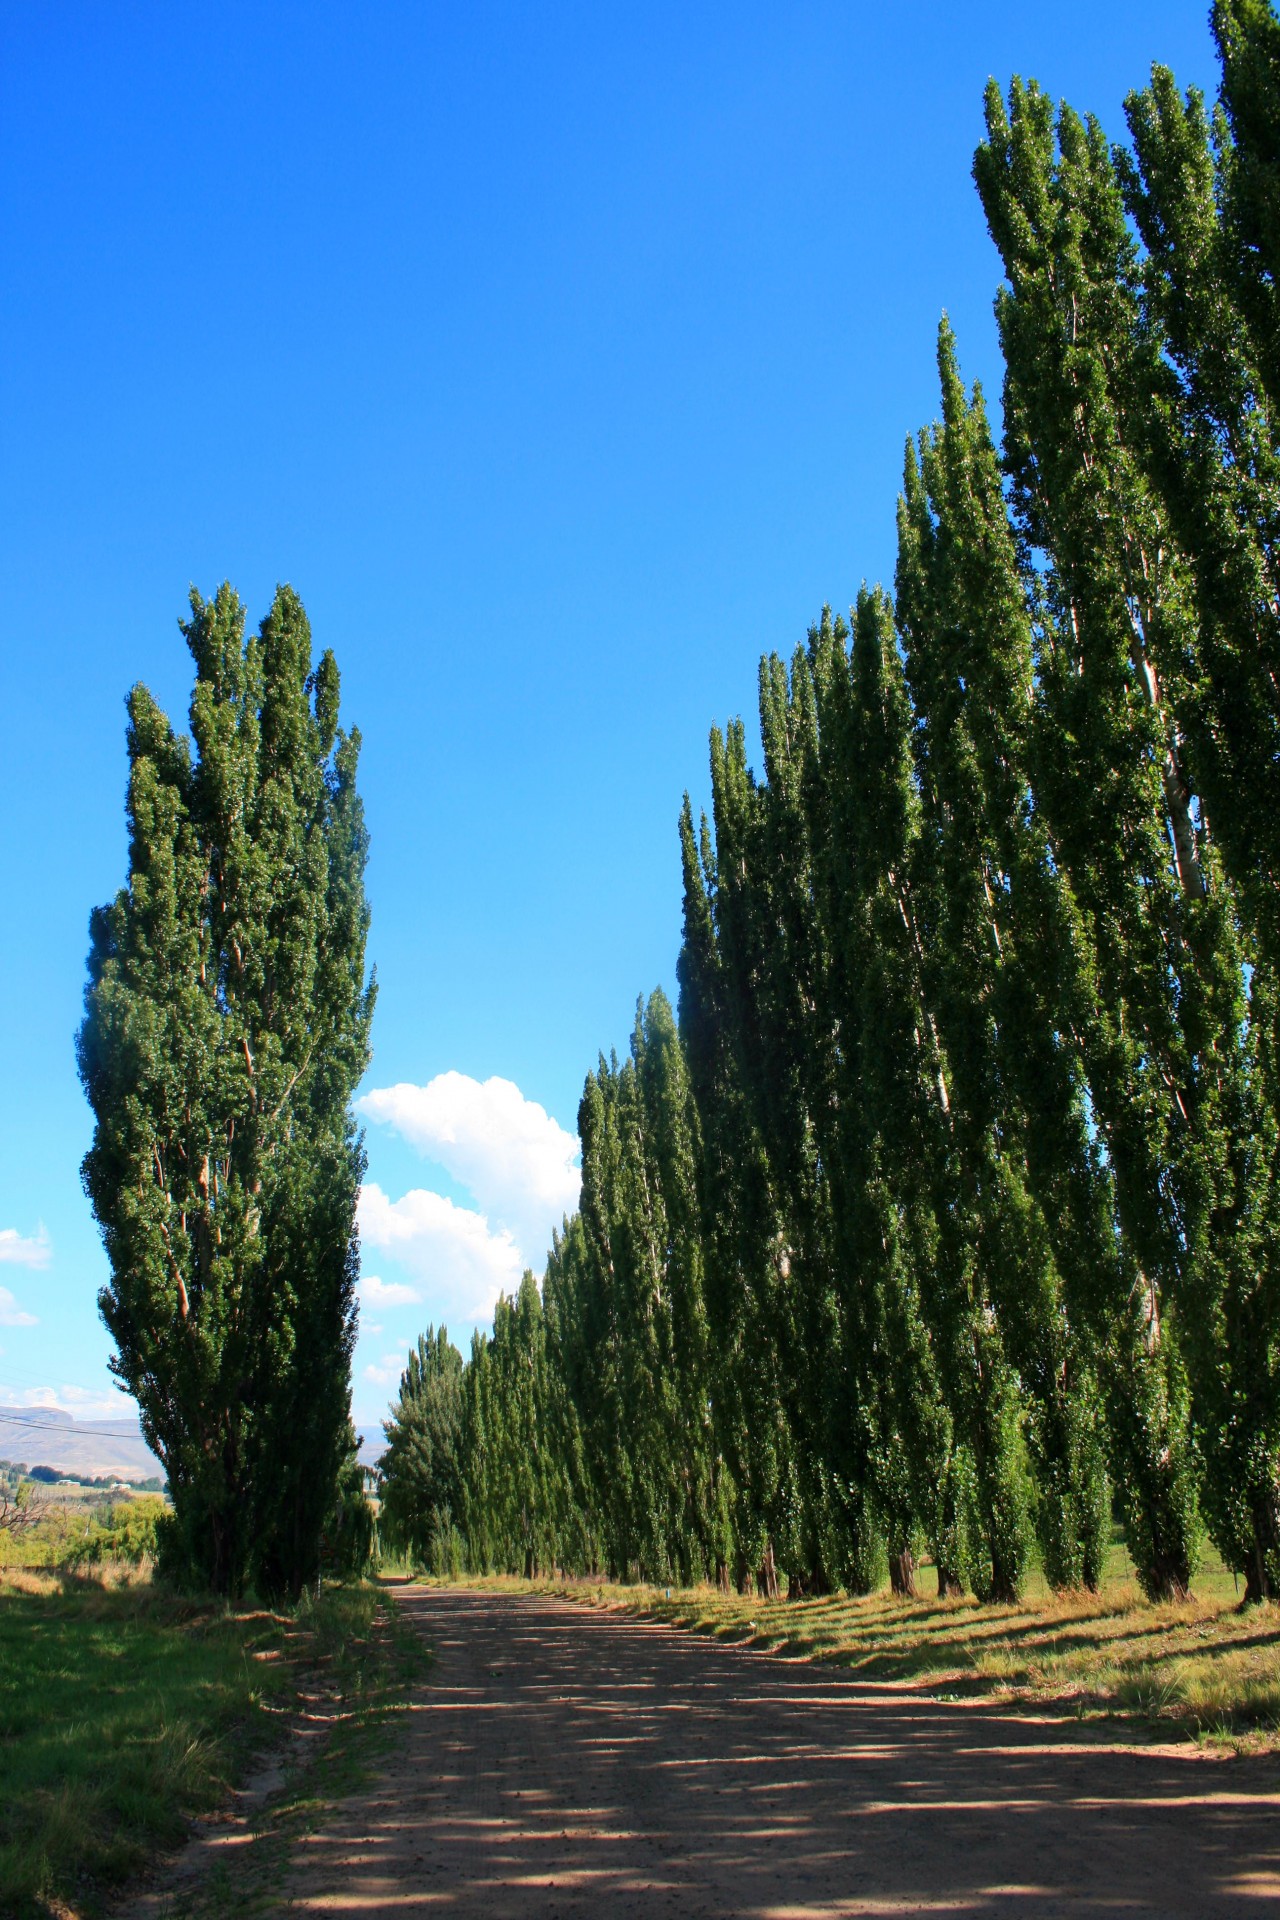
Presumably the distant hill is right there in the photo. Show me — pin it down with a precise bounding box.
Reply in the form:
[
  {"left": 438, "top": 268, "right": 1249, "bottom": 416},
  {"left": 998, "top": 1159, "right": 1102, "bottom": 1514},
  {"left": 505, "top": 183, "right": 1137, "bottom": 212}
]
[
  {"left": 0, "top": 1404, "right": 385, "bottom": 1481},
  {"left": 0, "top": 1406, "right": 162, "bottom": 1482}
]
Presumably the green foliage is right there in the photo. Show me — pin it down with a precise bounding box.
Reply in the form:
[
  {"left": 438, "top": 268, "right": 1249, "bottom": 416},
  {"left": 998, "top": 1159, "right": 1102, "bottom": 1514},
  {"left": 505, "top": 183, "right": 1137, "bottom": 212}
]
[
  {"left": 65, "top": 1495, "right": 166, "bottom": 1569},
  {"left": 459, "top": 1274, "right": 561, "bottom": 1576},
  {"left": 379, "top": 1328, "right": 465, "bottom": 1569},
  {"left": 322, "top": 1426, "right": 379, "bottom": 1581},
  {"left": 570, "top": 993, "right": 720, "bottom": 1584},
  {"left": 975, "top": 51, "right": 1280, "bottom": 1599},
  {"left": 78, "top": 584, "right": 374, "bottom": 1600}
]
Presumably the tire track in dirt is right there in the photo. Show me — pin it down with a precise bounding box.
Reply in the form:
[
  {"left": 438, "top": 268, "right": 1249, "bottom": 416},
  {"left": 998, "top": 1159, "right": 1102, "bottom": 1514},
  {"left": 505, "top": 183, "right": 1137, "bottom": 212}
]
[{"left": 277, "top": 1587, "right": 1280, "bottom": 1916}]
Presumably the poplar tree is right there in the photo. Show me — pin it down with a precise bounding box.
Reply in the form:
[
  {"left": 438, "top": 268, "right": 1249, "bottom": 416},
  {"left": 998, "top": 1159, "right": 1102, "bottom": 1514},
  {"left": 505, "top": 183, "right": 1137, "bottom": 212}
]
[
  {"left": 390, "top": 6, "right": 1280, "bottom": 1609},
  {"left": 379, "top": 1327, "right": 465, "bottom": 1568},
  {"left": 808, "top": 601, "right": 967, "bottom": 1596},
  {"left": 458, "top": 1329, "right": 496, "bottom": 1570},
  {"left": 575, "top": 1053, "right": 642, "bottom": 1576},
  {"left": 975, "top": 81, "right": 1270, "bottom": 1594},
  {"left": 896, "top": 325, "right": 1195, "bottom": 1593},
  {"left": 484, "top": 1275, "right": 555, "bottom": 1577},
  {"left": 78, "top": 584, "right": 374, "bottom": 1597},
  {"left": 848, "top": 588, "right": 1035, "bottom": 1602},
  {"left": 570, "top": 996, "right": 720, "bottom": 1582},
  {"left": 541, "top": 1214, "right": 606, "bottom": 1573},
  {"left": 753, "top": 641, "right": 868, "bottom": 1594},
  {"left": 1118, "top": 54, "right": 1280, "bottom": 969},
  {"left": 678, "top": 794, "right": 797, "bottom": 1592},
  {"left": 632, "top": 990, "right": 720, "bottom": 1579},
  {"left": 1214, "top": 0, "right": 1280, "bottom": 423}
]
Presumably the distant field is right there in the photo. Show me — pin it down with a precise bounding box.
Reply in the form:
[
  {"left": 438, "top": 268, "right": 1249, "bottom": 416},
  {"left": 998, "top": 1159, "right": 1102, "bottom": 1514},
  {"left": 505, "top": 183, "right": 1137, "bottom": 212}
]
[
  {"left": 0, "top": 1570, "right": 389, "bottom": 1919},
  {"left": 412, "top": 1533, "right": 1280, "bottom": 1750}
]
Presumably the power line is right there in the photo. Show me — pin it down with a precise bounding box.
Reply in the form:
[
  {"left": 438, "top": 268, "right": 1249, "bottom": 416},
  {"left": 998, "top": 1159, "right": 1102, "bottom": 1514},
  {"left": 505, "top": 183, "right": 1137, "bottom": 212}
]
[{"left": 0, "top": 1406, "right": 152, "bottom": 1445}]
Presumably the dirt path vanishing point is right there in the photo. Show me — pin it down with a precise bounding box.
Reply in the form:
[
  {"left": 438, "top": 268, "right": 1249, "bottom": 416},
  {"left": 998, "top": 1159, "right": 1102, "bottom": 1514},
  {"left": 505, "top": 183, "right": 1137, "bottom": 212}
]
[{"left": 276, "top": 1587, "right": 1280, "bottom": 1917}]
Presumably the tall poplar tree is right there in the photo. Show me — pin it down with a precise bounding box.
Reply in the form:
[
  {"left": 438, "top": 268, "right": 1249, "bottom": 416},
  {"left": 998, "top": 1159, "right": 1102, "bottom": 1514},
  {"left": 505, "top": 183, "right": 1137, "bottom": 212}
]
[
  {"left": 379, "top": 1327, "right": 465, "bottom": 1568},
  {"left": 808, "top": 601, "right": 967, "bottom": 1597},
  {"left": 975, "top": 80, "right": 1277, "bottom": 1595},
  {"left": 541, "top": 1214, "right": 606, "bottom": 1574},
  {"left": 78, "top": 584, "right": 375, "bottom": 1597},
  {"left": 679, "top": 792, "right": 798, "bottom": 1592},
  {"left": 896, "top": 325, "right": 1191, "bottom": 1593},
  {"left": 847, "top": 588, "right": 1036, "bottom": 1602},
  {"left": 570, "top": 996, "right": 720, "bottom": 1583},
  {"left": 1117, "top": 53, "right": 1280, "bottom": 969}
]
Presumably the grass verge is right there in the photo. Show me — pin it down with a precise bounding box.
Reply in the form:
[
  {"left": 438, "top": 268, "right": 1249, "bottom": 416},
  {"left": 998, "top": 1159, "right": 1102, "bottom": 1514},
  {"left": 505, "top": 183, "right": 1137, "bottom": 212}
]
[
  {"left": 0, "top": 1569, "right": 421, "bottom": 1920},
  {"left": 142, "top": 1582, "right": 427, "bottom": 1920}
]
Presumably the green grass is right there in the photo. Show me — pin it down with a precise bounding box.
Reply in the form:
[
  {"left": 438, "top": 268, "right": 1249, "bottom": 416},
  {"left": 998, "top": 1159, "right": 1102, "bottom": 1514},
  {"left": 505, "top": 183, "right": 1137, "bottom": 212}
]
[
  {"left": 155, "top": 1582, "right": 429, "bottom": 1920},
  {"left": 424, "top": 1531, "right": 1280, "bottom": 1749},
  {"left": 0, "top": 1568, "right": 408, "bottom": 1919}
]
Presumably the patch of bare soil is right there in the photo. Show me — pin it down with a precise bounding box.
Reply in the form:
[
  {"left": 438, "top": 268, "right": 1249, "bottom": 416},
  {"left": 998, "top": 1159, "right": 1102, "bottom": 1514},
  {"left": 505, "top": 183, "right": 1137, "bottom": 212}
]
[{"left": 274, "top": 1588, "right": 1280, "bottom": 1916}]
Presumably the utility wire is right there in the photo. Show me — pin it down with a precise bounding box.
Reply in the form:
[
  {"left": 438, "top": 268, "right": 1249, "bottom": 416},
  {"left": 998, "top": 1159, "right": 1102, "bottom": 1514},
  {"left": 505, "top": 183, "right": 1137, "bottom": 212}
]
[{"left": 0, "top": 1406, "right": 151, "bottom": 1444}]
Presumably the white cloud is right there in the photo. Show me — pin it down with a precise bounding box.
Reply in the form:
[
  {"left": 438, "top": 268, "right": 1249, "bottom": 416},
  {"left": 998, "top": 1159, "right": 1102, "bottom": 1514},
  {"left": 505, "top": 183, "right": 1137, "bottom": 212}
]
[
  {"left": 363, "top": 1349, "right": 409, "bottom": 1390},
  {"left": 0, "top": 1227, "right": 50, "bottom": 1270},
  {"left": 0, "top": 1288, "right": 37, "bottom": 1329},
  {"left": 359, "top": 1272, "right": 420, "bottom": 1309},
  {"left": 357, "top": 1073, "right": 579, "bottom": 1269},
  {"left": 0, "top": 1383, "right": 136, "bottom": 1421},
  {"left": 358, "top": 1182, "right": 524, "bottom": 1325}
]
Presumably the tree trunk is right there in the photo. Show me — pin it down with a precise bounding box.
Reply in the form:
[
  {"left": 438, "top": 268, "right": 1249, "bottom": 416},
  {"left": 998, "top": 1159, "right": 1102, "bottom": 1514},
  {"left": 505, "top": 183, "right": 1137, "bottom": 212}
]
[
  {"left": 524, "top": 1546, "right": 534, "bottom": 1580},
  {"left": 1243, "top": 1553, "right": 1271, "bottom": 1606},
  {"left": 792, "top": 1550, "right": 831, "bottom": 1599},
  {"left": 1243, "top": 1501, "right": 1280, "bottom": 1605},
  {"left": 1146, "top": 1561, "right": 1190, "bottom": 1605},
  {"left": 987, "top": 1552, "right": 1020, "bottom": 1607},
  {"left": 756, "top": 1537, "right": 779, "bottom": 1600},
  {"left": 716, "top": 1558, "right": 731, "bottom": 1596},
  {"left": 887, "top": 1545, "right": 917, "bottom": 1598},
  {"left": 936, "top": 1564, "right": 964, "bottom": 1599}
]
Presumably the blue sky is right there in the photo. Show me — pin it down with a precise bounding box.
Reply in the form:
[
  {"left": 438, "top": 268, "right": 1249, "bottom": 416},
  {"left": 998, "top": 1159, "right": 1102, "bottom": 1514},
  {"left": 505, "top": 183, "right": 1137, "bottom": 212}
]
[{"left": 0, "top": 1, "right": 1219, "bottom": 1439}]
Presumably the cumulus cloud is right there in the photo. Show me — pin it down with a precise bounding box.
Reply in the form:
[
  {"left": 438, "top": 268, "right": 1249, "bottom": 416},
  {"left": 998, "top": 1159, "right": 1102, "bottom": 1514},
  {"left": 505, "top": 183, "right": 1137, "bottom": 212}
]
[
  {"left": 358, "top": 1183, "right": 525, "bottom": 1325},
  {"left": 357, "top": 1073, "right": 579, "bottom": 1269},
  {"left": 363, "top": 1350, "right": 408, "bottom": 1391},
  {"left": 359, "top": 1273, "right": 420, "bottom": 1309},
  {"left": 0, "top": 1227, "right": 50, "bottom": 1269},
  {"left": 0, "top": 1288, "right": 36, "bottom": 1328}
]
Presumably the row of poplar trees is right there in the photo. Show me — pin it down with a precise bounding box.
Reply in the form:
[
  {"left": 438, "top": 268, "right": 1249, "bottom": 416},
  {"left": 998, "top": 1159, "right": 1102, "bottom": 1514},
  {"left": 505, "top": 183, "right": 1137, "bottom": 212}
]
[{"left": 381, "top": 1, "right": 1280, "bottom": 1605}]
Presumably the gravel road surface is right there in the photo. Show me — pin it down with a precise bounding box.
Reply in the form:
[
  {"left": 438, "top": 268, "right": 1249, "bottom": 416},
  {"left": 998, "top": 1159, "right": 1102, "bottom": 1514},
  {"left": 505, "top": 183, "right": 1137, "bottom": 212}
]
[{"left": 278, "top": 1587, "right": 1280, "bottom": 1916}]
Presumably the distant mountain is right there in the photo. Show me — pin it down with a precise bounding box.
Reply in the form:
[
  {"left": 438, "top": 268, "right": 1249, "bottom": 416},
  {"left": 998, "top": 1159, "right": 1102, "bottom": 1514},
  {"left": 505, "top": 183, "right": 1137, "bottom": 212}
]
[{"left": 0, "top": 1405, "right": 163, "bottom": 1482}]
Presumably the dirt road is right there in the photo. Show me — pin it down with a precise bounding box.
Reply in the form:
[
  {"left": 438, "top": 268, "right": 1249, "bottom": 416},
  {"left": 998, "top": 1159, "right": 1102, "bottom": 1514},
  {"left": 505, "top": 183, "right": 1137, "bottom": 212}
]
[{"left": 278, "top": 1587, "right": 1280, "bottom": 1916}]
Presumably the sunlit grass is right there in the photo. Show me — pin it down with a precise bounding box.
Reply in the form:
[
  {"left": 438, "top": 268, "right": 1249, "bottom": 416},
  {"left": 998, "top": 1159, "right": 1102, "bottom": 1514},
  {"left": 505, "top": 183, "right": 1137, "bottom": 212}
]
[{"left": 0, "top": 1568, "right": 388, "bottom": 1919}]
